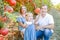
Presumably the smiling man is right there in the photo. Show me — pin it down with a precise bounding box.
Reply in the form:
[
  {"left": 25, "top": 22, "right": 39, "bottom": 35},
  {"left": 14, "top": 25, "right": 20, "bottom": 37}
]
[{"left": 35, "top": 5, "right": 54, "bottom": 40}]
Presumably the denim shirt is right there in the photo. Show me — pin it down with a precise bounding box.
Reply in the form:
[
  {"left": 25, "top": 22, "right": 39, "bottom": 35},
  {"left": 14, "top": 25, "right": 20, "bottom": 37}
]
[{"left": 17, "top": 16, "right": 26, "bottom": 31}]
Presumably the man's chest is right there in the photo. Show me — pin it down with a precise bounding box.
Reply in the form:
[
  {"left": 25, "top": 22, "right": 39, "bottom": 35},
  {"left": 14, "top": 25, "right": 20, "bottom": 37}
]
[{"left": 38, "top": 17, "right": 49, "bottom": 26}]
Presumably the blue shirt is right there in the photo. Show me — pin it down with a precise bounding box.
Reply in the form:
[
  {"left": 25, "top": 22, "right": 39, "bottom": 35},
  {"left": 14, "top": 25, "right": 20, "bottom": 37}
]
[{"left": 17, "top": 16, "right": 26, "bottom": 31}]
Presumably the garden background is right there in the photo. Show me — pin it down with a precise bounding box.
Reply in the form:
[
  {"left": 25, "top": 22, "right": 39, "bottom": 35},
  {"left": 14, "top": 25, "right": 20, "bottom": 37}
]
[{"left": 0, "top": 0, "right": 60, "bottom": 40}]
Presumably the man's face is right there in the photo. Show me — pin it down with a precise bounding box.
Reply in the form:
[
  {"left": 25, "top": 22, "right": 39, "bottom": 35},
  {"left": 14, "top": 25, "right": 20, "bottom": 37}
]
[{"left": 41, "top": 5, "right": 48, "bottom": 15}]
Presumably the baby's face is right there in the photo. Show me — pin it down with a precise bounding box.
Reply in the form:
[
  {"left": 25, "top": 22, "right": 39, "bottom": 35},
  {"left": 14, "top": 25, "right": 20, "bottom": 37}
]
[{"left": 26, "top": 14, "right": 33, "bottom": 22}]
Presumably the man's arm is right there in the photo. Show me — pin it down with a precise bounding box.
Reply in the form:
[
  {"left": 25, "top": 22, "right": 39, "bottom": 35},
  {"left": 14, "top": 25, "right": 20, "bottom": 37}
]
[
  {"left": 35, "top": 24, "right": 54, "bottom": 30},
  {"left": 43, "top": 15, "right": 54, "bottom": 29},
  {"left": 42, "top": 24, "right": 54, "bottom": 29}
]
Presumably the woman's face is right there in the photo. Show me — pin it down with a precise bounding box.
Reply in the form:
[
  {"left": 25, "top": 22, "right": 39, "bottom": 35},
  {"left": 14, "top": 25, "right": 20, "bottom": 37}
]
[
  {"left": 20, "top": 7, "right": 27, "bottom": 17},
  {"left": 21, "top": 7, "right": 27, "bottom": 14}
]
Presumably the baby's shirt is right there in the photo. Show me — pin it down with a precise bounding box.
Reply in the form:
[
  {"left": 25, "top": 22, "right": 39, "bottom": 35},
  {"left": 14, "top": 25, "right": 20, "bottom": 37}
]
[{"left": 25, "top": 21, "right": 33, "bottom": 25}]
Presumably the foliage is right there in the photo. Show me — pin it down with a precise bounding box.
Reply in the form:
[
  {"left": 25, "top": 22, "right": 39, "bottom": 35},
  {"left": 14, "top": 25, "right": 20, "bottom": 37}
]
[
  {"left": 0, "top": 21, "right": 4, "bottom": 29},
  {"left": 42, "top": 0, "right": 53, "bottom": 10},
  {"left": 34, "top": 0, "right": 42, "bottom": 8},
  {"left": 0, "top": 0, "right": 4, "bottom": 15},
  {"left": 4, "top": 0, "right": 53, "bottom": 12},
  {"left": 54, "top": 3, "right": 60, "bottom": 11},
  {"left": 4, "top": 12, "right": 17, "bottom": 22}
]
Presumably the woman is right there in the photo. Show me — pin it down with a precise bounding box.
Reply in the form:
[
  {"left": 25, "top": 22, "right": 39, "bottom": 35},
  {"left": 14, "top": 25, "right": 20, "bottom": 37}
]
[{"left": 17, "top": 6, "right": 27, "bottom": 40}]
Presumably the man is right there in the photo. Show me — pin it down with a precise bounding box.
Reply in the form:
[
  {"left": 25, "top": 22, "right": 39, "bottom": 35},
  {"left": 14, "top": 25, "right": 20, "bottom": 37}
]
[{"left": 35, "top": 5, "right": 54, "bottom": 40}]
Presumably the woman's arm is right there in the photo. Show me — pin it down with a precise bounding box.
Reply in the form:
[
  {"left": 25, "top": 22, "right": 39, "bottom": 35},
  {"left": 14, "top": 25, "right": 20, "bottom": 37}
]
[{"left": 18, "top": 22, "right": 27, "bottom": 28}]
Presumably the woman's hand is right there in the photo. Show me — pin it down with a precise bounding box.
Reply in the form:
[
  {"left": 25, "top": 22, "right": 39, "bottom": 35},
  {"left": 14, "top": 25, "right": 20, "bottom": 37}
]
[{"left": 23, "top": 24, "right": 27, "bottom": 28}]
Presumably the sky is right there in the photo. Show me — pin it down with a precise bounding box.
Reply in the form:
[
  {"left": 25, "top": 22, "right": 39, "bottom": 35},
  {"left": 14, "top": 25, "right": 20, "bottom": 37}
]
[{"left": 51, "top": 0, "right": 60, "bottom": 5}]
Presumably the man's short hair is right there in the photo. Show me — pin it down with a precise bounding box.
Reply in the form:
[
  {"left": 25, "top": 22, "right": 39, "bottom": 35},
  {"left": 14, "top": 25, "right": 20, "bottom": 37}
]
[{"left": 41, "top": 4, "right": 48, "bottom": 9}]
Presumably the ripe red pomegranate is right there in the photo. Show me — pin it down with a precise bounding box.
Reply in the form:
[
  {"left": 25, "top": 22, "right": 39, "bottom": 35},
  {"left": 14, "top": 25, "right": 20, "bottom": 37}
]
[
  {"left": 34, "top": 8, "right": 41, "bottom": 14},
  {"left": 9, "top": 0, "right": 16, "bottom": 6},
  {"left": 1, "top": 28, "right": 8, "bottom": 36},
  {"left": 4, "top": 6, "right": 13, "bottom": 13}
]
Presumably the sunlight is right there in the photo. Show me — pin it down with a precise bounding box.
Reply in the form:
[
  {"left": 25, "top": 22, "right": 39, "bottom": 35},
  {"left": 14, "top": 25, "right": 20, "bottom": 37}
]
[{"left": 51, "top": 0, "right": 60, "bottom": 5}]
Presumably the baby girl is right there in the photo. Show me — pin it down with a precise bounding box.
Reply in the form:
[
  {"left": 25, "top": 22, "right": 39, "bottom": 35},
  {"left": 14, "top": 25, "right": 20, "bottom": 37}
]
[{"left": 24, "top": 12, "right": 36, "bottom": 40}]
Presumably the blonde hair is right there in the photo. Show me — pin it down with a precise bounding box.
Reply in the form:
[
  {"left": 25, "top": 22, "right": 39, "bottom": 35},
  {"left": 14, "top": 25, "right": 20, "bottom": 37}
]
[
  {"left": 26, "top": 12, "right": 33, "bottom": 21},
  {"left": 26, "top": 12, "right": 33, "bottom": 16}
]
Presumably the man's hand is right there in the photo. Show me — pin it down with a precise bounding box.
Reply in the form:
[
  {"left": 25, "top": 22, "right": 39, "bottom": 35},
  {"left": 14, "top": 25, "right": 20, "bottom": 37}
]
[{"left": 35, "top": 26, "right": 43, "bottom": 30}]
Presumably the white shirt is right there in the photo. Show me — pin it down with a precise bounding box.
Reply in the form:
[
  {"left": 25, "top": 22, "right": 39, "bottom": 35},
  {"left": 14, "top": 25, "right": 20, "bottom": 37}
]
[{"left": 36, "top": 13, "right": 54, "bottom": 32}]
